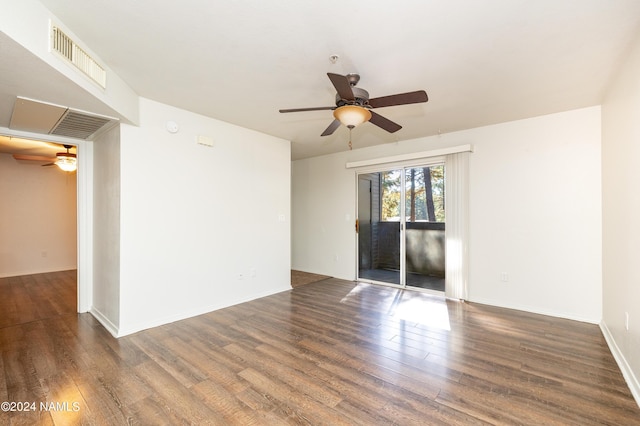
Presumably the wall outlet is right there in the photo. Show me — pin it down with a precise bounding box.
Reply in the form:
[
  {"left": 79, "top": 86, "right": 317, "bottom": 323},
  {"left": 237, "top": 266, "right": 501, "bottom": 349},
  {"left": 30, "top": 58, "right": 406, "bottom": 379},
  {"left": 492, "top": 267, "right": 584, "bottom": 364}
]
[
  {"left": 625, "top": 312, "right": 629, "bottom": 331},
  {"left": 500, "top": 272, "right": 509, "bottom": 282}
]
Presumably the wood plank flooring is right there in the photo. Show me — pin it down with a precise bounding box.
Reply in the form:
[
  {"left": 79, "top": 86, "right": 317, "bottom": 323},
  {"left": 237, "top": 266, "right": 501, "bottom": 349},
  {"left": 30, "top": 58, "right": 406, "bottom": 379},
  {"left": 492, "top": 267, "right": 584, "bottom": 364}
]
[
  {"left": 290, "top": 270, "right": 331, "bottom": 288},
  {"left": 1, "top": 271, "right": 639, "bottom": 425},
  {"left": 0, "top": 270, "right": 76, "bottom": 329}
]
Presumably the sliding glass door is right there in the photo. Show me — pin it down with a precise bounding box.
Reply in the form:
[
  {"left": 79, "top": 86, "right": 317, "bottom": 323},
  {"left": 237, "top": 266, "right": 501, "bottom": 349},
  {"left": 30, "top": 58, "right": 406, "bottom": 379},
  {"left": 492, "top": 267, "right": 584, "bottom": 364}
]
[
  {"left": 358, "top": 171, "right": 401, "bottom": 285},
  {"left": 404, "top": 165, "right": 445, "bottom": 291},
  {"left": 357, "top": 163, "right": 445, "bottom": 292}
]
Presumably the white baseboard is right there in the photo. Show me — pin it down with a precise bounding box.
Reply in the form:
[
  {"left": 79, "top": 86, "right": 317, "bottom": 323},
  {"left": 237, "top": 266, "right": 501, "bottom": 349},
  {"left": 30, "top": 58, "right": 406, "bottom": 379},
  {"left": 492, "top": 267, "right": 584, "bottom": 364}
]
[
  {"left": 89, "top": 307, "right": 119, "bottom": 338},
  {"left": 115, "top": 285, "right": 291, "bottom": 337},
  {"left": 0, "top": 266, "right": 78, "bottom": 279},
  {"left": 600, "top": 322, "right": 640, "bottom": 408},
  {"left": 469, "top": 297, "right": 600, "bottom": 324}
]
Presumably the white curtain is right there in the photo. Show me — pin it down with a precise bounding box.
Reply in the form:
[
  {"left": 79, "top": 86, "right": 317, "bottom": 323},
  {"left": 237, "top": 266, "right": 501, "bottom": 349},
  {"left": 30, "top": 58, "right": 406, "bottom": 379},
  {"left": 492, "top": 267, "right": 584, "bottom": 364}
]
[{"left": 445, "top": 151, "right": 470, "bottom": 300}]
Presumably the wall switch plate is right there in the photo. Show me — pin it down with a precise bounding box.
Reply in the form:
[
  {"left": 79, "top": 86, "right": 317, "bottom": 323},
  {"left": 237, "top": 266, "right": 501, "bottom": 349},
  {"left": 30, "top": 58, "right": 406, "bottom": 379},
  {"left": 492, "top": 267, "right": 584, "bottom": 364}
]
[
  {"left": 196, "top": 135, "right": 214, "bottom": 147},
  {"left": 500, "top": 272, "right": 509, "bottom": 282}
]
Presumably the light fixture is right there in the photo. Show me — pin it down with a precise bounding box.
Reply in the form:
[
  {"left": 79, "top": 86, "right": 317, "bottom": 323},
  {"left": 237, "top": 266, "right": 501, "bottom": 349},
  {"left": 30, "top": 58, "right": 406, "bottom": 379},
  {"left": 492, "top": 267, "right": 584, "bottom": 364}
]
[
  {"left": 333, "top": 105, "right": 372, "bottom": 128},
  {"left": 55, "top": 145, "right": 77, "bottom": 172},
  {"left": 333, "top": 105, "right": 372, "bottom": 150}
]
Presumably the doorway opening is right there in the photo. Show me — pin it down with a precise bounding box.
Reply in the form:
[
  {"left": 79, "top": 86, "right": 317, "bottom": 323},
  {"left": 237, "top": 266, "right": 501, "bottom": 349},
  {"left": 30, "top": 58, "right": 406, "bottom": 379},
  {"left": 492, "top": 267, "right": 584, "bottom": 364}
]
[
  {"left": 0, "top": 134, "right": 88, "bottom": 313},
  {"left": 357, "top": 163, "right": 445, "bottom": 292}
]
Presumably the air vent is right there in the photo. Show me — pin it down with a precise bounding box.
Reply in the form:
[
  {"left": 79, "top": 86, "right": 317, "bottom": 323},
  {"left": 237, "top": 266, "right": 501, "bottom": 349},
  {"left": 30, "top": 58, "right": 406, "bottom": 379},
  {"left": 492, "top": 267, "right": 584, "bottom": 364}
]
[
  {"left": 51, "top": 110, "right": 113, "bottom": 139},
  {"left": 10, "top": 97, "right": 118, "bottom": 140},
  {"left": 51, "top": 25, "right": 106, "bottom": 89}
]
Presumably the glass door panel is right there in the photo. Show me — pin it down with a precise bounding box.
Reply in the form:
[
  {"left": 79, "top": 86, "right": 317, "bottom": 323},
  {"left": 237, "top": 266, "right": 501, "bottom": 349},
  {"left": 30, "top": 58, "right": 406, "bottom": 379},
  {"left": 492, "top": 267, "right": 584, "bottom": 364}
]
[
  {"left": 357, "top": 170, "right": 401, "bottom": 286},
  {"left": 404, "top": 165, "right": 445, "bottom": 291}
]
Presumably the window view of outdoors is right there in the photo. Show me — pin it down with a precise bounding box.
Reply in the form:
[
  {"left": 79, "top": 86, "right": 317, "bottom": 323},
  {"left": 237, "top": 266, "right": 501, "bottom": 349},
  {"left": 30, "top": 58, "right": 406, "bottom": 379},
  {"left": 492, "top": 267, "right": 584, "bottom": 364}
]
[
  {"left": 361, "top": 165, "right": 446, "bottom": 291},
  {"left": 406, "top": 165, "right": 445, "bottom": 222},
  {"left": 381, "top": 166, "right": 445, "bottom": 222},
  {"left": 381, "top": 170, "right": 401, "bottom": 221}
]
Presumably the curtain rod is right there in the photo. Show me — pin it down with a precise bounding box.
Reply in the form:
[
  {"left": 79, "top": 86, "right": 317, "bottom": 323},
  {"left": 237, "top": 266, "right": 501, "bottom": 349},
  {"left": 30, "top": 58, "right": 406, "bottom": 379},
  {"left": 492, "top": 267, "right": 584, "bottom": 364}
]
[{"left": 345, "top": 144, "right": 473, "bottom": 169}]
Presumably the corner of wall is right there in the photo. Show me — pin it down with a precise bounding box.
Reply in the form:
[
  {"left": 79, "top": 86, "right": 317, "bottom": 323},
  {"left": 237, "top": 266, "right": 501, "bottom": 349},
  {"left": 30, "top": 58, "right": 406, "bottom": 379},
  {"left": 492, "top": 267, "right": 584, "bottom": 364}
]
[
  {"left": 89, "top": 307, "right": 120, "bottom": 338},
  {"left": 600, "top": 322, "right": 640, "bottom": 407}
]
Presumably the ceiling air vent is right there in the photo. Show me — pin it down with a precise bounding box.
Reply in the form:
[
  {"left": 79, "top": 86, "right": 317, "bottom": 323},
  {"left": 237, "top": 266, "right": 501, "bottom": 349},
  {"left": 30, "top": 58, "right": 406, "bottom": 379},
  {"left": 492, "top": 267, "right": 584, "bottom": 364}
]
[
  {"left": 51, "top": 110, "right": 113, "bottom": 139},
  {"left": 51, "top": 25, "right": 107, "bottom": 89},
  {"left": 10, "top": 97, "right": 118, "bottom": 140}
]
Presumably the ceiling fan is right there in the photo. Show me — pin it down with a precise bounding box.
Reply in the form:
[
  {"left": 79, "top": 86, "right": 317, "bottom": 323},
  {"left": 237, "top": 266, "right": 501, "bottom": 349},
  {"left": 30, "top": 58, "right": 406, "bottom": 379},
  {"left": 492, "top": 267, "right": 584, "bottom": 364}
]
[
  {"left": 12, "top": 144, "right": 77, "bottom": 172},
  {"left": 279, "top": 73, "right": 428, "bottom": 139}
]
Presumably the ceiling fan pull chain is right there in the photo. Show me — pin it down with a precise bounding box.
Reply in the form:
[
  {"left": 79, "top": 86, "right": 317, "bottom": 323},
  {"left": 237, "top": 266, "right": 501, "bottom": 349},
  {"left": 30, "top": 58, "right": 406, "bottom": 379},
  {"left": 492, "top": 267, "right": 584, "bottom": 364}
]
[{"left": 348, "top": 127, "right": 353, "bottom": 150}]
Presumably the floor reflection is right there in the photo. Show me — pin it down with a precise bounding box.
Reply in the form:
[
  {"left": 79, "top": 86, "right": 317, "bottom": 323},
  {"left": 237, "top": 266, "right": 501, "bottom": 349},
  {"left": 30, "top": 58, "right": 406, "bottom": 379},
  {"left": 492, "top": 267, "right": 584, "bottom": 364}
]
[
  {"left": 340, "top": 282, "right": 451, "bottom": 330},
  {"left": 388, "top": 293, "right": 451, "bottom": 330}
]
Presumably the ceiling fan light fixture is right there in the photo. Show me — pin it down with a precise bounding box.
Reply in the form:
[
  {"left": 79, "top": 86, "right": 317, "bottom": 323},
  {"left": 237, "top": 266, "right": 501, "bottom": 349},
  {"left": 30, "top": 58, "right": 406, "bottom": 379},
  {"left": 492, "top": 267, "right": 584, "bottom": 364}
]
[
  {"left": 333, "top": 105, "right": 371, "bottom": 128},
  {"left": 55, "top": 152, "right": 77, "bottom": 172}
]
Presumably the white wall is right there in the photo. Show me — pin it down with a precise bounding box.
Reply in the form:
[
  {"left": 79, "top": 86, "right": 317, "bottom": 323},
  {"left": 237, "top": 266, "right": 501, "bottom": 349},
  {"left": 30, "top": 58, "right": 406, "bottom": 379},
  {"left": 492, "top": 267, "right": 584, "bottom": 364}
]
[
  {"left": 117, "top": 98, "right": 291, "bottom": 336},
  {"left": 91, "top": 126, "right": 121, "bottom": 332},
  {"left": 0, "top": 153, "right": 77, "bottom": 277},
  {"left": 601, "top": 33, "right": 640, "bottom": 401},
  {"left": 292, "top": 106, "right": 602, "bottom": 323}
]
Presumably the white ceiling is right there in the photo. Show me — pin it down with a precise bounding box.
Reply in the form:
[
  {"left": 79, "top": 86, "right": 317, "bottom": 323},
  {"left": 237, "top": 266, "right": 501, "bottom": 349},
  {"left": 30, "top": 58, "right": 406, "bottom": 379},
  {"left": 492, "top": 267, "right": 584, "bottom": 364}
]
[{"left": 2, "top": 1, "right": 640, "bottom": 159}]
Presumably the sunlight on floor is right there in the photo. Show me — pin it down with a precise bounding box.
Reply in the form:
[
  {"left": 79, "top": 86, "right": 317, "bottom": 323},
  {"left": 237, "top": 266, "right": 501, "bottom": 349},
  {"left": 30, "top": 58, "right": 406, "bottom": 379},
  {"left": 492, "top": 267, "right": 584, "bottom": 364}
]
[
  {"left": 390, "top": 297, "right": 451, "bottom": 330},
  {"left": 341, "top": 283, "right": 451, "bottom": 330},
  {"left": 339, "top": 282, "right": 376, "bottom": 303}
]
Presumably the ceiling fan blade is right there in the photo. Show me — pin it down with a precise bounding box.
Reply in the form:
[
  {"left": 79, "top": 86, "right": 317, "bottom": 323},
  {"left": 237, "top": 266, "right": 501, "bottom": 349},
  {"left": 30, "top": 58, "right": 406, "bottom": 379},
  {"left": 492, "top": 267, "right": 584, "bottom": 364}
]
[
  {"left": 327, "top": 73, "right": 355, "bottom": 101},
  {"left": 321, "top": 119, "right": 341, "bottom": 136},
  {"left": 369, "top": 111, "right": 402, "bottom": 133},
  {"left": 368, "top": 90, "right": 428, "bottom": 108},
  {"left": 42, "top": 163, "right": 55, "bottom": 167},
  {"left": 279, "top": 106, "right": 335, "bottom": 113},
  {"left": 12, "top": 154, "right": 56, "bottom": 162}
]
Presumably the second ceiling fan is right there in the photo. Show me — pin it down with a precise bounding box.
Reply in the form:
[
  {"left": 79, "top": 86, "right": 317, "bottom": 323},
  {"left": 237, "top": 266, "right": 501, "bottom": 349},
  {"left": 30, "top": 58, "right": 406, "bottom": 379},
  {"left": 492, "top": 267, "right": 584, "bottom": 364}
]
[
  {"left": 13, "top": 144, "right": 77, "bottom": 172},
  {"left": 279, "top": 72, "right": 428, "bottom": 136}
]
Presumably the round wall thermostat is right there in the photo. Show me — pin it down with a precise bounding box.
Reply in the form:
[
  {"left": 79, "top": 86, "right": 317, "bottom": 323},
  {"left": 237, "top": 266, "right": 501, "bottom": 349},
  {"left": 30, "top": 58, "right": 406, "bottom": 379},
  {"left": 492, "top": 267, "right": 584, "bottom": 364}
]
[{"left": 165, "top": 121, "right": 179, "bottom": 133}]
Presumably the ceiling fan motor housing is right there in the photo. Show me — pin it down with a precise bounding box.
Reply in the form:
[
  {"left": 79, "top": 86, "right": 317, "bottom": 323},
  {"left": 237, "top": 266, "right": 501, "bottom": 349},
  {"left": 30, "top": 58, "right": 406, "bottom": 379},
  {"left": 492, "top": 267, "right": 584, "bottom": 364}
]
[{"left": 336, "top": 87, "right": 370, "bottom": 107}]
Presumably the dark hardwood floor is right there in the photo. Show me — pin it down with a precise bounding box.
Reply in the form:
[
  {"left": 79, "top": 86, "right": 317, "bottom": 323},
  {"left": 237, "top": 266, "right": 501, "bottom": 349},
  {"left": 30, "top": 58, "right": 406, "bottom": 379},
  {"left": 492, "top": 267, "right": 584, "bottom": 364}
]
[
  {"left": 0, "top": 270, "right": 76, "bottom": 329},
  {"left": 1, "top": 271, "right": 639, "bottom": 425}
]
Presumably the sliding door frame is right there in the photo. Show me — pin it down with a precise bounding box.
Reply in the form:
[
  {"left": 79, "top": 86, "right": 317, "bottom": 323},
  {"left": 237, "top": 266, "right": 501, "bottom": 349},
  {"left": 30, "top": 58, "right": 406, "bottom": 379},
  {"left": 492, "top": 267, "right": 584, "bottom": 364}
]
[{"left": 355, "top": 156, "right": 446, "bottom": 293}]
